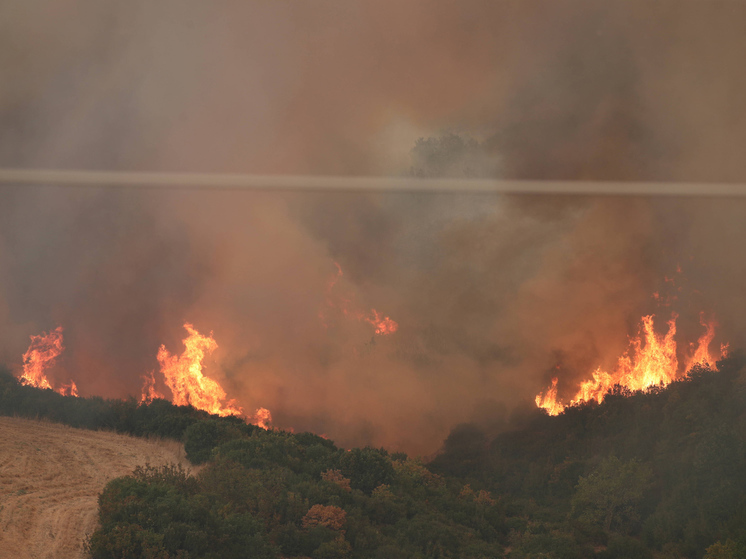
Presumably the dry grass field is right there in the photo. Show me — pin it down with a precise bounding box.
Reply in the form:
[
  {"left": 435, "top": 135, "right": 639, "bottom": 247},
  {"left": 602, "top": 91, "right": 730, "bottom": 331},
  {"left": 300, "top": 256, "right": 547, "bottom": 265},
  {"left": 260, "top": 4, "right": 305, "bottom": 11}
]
[{"left": 0, "top": 416, "right": 191, "bottom": 559}]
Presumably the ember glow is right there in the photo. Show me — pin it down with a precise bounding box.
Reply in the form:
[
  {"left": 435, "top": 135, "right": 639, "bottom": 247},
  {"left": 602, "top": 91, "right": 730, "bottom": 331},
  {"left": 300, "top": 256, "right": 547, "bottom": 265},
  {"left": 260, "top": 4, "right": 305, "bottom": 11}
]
[
  {"left": 536, "top": 312, "right": 726, "bottom": 415},
  {"left": 363, "top": 309, "right": 399, "bottom": 335},
  {"left": 155, "top": 323, "right": 244, "bottom": 418}
]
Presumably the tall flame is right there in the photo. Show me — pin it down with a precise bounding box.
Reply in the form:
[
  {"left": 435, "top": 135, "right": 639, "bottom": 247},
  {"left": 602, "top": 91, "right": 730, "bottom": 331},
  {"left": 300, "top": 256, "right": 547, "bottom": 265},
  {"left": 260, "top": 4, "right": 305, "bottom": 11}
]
[
  {"left": 156, "top": 323, "right": 243, "bottom": 417},
  {"left": 537, "top": 312, "right": 725, "bottom": 415},
  {"left": 688, "top": 313, "right": 717, "bottom": 369},
  {"left": 534, "top": 378, "right": 563, "bottom": 416},
  {"left": 20, "top": 327, "right": 63, "bottom": 391}
]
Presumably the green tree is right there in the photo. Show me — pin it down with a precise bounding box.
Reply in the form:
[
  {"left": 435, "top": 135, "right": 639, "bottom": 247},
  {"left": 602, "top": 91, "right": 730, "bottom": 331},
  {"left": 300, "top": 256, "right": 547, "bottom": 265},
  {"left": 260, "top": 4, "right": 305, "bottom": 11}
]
[
  {"left": 183, "top": 419, "right": 244, "bottom": 464},
  {"left": 571, "top": 456, "right": 652, "bottom": 532},
  {"left": 339, "top": 448, "right": 395, "bottom": 495}
]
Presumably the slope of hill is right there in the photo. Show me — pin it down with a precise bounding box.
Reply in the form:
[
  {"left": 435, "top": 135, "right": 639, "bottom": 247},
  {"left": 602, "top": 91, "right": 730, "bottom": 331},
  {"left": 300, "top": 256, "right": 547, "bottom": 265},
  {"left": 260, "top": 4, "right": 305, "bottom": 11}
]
[
  {"left": 431, "top": 355, "right": 746, "bottom": 558},
  {"left": 4, "top": 357, "right": 746, "bottom": 558},
  {"left": 0, "top": 417, "right": 189, "bottom": 559}
]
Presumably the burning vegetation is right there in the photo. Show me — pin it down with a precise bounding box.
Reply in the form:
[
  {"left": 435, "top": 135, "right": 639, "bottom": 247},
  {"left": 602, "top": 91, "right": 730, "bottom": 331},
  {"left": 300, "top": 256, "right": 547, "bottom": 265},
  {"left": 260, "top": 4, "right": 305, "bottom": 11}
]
[
  {"left": 320, "top": 262, "right": 399, "bottom": 336},
  {"left": 536, "top": 309, "right": 727, "bottom": 415},
  {"left": 145, "top": 323, "right": 273, "bottom": 429},
  {"left": 17, "top": 323, "right": 274, "bottom": 429},
  {"left": 154, "top": 323, "right": 243, "bottom": 418},
  {"left": 13, "top": 260, "right": 402, "bottom": 435},
  {"left": 19, "top": 327, "right": 78, "bottom": 397}
]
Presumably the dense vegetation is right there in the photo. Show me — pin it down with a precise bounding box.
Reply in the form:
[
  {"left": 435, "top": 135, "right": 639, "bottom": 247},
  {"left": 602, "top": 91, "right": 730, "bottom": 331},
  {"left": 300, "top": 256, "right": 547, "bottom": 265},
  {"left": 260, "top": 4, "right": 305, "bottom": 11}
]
[
  {"left": 0, "top": 368, "right": 506, "bottom": 558},
  {"left": 0, "top": 367, "right": 240, "bottom": 440},
  {"left": 3, "top": 356, "right": 746, "bottom": 558},
  {"left": 432, "top": 355, "right": 746, "bottom": 558}
]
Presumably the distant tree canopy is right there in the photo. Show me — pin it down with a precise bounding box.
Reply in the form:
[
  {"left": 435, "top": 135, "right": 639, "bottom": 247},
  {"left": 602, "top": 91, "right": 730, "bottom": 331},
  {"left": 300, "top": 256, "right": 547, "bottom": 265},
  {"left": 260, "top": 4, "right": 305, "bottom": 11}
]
[{"left": 410, "top": 133, "right": 499, "bottom": 178}]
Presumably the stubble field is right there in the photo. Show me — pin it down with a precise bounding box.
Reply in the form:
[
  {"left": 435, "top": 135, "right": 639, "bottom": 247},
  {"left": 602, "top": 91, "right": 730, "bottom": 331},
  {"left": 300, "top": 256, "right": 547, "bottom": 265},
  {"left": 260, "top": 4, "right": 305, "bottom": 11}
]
[{"left": 0, "top": 416, "right": 190, "bottom": 559}]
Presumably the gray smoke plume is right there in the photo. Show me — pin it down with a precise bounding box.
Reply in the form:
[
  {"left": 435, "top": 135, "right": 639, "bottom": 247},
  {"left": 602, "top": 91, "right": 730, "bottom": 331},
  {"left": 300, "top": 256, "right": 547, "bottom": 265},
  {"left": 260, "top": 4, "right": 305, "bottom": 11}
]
[{"left": 1, "top": 0, "right": 746, "bottom": 454}]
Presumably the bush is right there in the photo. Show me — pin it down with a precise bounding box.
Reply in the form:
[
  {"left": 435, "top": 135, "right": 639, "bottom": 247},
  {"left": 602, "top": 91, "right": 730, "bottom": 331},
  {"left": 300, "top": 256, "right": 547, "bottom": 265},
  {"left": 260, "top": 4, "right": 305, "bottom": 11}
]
[
  {"left": 183, "top": 419, "right": 244, "bottom": 464},
  {"left": 339, "top": 448, "right": 395, "bottom": 495}
]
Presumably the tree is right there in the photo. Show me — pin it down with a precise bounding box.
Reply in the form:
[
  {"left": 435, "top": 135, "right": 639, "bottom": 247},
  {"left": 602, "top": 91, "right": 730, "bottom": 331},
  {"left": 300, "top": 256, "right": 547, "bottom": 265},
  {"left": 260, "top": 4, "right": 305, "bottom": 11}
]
[
  {"left": 302, "top": 505, "right": 347, "bottom": 532},
  {"left": 409, "top": 133, "right": 498, "bottom": 178},
  {"left": 704, "top": 540, "right": 746, "bottom": 559},
  {"left": 571, "top": 456, "right": 652, "bottom": 532},
  {"left": 183, "top": 419, "right": 243, "bottom": 464},
  {"left": 339, "top": 448, "right": 394, "bottom": 495}
]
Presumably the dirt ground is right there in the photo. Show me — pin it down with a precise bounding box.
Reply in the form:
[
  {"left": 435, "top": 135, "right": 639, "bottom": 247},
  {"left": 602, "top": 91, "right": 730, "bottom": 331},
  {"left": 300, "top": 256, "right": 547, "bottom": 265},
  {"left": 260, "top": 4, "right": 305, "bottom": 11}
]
[{"left": 0, "top": 416, "right": 191, "bottom": 559}]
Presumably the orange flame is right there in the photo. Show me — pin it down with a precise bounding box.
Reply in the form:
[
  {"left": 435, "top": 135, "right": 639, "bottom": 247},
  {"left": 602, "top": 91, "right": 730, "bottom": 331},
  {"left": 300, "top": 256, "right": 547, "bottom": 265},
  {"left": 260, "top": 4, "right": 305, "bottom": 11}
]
[
  {"left": 139, "top": 370, "right": 164, "bottom": 403},
  {"left": 534, "top": 378, "right": 563, "bottom": 416},
  {"left": 322, "top": 262, "right": 399, "bottom": 336},
  {"left": 363, "top": 309, "right": 399, "bottom": 336},
  {"left": 251, "top": 407, "right": 272, "bottom": 430},
  {"left": 58, "top": 380, "right": 78, "bottom": 397},
  {"left": 687, "top": 313, "right": 717, "bottom": 369},
  {"left": 537, "top": 312, "right": 726, "bottom": 416},
  {"left": 156, "top": 323, "right": 243, "bottom": 417},
  {"left": 20, "top": 327, "right": 63, "bottom": 391}
]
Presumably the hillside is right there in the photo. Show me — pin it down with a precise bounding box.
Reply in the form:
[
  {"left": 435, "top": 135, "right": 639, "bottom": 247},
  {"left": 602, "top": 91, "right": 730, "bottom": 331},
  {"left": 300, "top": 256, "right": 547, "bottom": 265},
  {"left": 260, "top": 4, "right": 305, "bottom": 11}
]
[
  {"left": 431, "top": 355, "right": 746, "bottom": 558},
  {"left": 0, "top": 417, "right": 189, "bottom": 559},
  {"left": 3, "top": 358, "right": 746, "bottom": 558}
]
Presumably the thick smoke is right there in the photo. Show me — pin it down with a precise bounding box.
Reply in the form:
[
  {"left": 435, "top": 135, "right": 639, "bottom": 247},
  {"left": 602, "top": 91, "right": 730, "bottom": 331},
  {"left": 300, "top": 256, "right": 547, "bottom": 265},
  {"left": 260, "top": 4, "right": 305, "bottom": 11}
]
[{"left": 1, "top": 1, "right": 746, "bottom": 454}]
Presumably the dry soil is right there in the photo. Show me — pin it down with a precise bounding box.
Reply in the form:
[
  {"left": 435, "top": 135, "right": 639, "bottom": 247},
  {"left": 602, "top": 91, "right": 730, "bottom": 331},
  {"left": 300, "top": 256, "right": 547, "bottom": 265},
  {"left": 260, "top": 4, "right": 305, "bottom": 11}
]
[{"left": 0, "top": 416, "right": 190, "bottom": 559}]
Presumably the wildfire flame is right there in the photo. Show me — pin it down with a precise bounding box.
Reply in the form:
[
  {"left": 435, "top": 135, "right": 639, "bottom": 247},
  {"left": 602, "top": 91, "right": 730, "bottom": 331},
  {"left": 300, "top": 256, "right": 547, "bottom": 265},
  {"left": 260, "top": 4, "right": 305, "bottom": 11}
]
[
  {"left": 689, "top": 312, "right": 716, "bottom": 369},
  {"left": 363, "top": 309, "right": 399, "bottom": 335},
  {"left": 58, "top": 380, "right": 78, "bottom": 397},
  {"left": 251, "top": 407, "right": 272, "bottom": 430},
  {"left": 322, "top": 262, "right": 399, "bottom": 336},
  {"left": 536, "top": 312, "right": 725, "bottom": 415},
  {"left": 20, "top": 327, "right": 63, "bottom": 390},
  {"left": 534, "top": 378, "right": 563, "bottom": 416},
  {"left": 19, "top": 327, "right": 78, "bottom": 396},
  {"left": 18, "top": 324, "right": 271, "bottom": 430},
  {"left": 139, "top": 370, "right": 164, "bottom": 404},
  {"left": 156, "top": 323, "right": 244, "bottom": 417}
]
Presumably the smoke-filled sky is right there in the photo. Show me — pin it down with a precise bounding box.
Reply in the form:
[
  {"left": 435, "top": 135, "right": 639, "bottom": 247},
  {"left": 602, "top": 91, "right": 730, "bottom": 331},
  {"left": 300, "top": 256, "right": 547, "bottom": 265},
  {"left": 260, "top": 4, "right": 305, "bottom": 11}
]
[{"left": 1, "top": 0, "right": 746, "bottom": 454}]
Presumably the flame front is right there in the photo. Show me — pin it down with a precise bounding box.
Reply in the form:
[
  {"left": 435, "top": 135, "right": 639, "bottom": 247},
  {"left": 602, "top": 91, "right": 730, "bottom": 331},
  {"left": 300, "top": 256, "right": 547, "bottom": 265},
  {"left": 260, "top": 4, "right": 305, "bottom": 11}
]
[
  {"left": 156, "top": 323, "right": 243, "bottom": 417},
  {"left": 537, "top": 312, "right": 725, "bottom": 415},
  {"left": 20, "top": 327, "right": 64, "bottom": 390}
]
